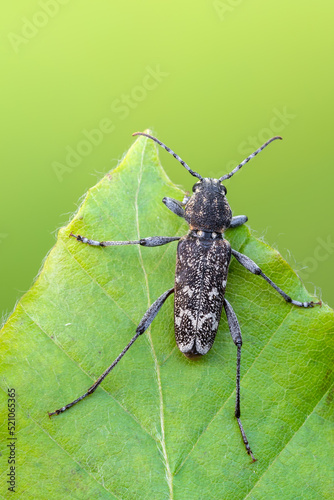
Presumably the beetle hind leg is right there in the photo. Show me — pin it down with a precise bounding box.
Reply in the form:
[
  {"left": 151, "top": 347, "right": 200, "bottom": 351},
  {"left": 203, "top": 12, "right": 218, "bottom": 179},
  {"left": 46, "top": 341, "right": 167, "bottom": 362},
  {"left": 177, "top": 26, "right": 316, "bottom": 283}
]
[
  {"left": 224, "top": 298, "right": 256, "bottom": 462},
  {"left": 48, "top": 287, "right": 174, "bottom": 417}
]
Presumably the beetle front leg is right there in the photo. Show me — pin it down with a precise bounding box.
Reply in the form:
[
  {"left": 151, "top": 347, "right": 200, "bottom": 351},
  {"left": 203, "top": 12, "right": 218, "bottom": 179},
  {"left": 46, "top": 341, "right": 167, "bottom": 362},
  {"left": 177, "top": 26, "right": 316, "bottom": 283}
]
[
  {"left": 229, "top": 215, "right": 248, "bottom": 228},
  {"left": 223, "top": 298, "right": 256, "bottom": 462},
  {"left": 162, "top": 197, "right": 185, "bottom": 218},
  {"left": 70, "top": 233, "right": 180, "bottom": 248},
  {"left": 232, "top": 249, "right": 321, "bottom": 308}
]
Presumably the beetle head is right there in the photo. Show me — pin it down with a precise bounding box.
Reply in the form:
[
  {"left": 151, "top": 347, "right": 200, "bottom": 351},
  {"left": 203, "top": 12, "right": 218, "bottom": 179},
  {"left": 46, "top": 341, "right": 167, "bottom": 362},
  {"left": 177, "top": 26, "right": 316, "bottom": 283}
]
[
  {"left": 192, "top": 178, "right": 227, "bottom": 195},
  {"left": 185, "top": 177, "right": 232, "bottom": 232}
]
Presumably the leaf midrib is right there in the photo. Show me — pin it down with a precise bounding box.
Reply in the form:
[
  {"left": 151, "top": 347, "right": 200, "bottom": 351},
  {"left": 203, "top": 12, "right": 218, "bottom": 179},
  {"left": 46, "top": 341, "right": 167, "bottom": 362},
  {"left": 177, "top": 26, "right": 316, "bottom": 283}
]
[{"left": 135, "top": 138, "right": 174, "bottom": 500}]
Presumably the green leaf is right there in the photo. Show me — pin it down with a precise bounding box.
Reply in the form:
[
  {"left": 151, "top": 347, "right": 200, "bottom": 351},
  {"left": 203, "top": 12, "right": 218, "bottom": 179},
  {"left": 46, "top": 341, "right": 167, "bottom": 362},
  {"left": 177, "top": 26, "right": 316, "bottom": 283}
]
[{"left": 1, "top": 134, "right": 333, "bottom": 499}]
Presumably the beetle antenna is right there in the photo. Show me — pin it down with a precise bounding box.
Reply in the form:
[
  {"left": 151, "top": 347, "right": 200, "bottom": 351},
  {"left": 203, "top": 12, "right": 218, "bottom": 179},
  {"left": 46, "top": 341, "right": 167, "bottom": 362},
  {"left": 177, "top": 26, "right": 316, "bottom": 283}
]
[
  {"left": 133, "top": 132, "right": 203, "bottom": 180},
  {"left": 219, "top": 136, "right": 282, "bottom": 182}
]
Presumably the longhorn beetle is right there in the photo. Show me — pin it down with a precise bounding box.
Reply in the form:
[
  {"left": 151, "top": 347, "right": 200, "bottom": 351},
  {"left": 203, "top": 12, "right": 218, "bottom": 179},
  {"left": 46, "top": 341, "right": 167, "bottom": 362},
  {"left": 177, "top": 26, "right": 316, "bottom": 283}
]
[{"left": 49, "top": 132, "right": 321, "bottom": 461}]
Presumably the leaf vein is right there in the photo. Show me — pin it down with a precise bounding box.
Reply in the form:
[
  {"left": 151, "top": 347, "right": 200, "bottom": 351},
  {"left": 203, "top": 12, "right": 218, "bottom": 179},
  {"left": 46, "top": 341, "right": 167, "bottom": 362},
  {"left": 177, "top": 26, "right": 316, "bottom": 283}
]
[
  {"left": 18, "top": 302, "right": 159, "bottom": 445},
  {"left": 174, "top": 303, "right": 293, "bottom": 475},
  {"left": 243, "top": 386, "right": 334, "bottom": 499}
]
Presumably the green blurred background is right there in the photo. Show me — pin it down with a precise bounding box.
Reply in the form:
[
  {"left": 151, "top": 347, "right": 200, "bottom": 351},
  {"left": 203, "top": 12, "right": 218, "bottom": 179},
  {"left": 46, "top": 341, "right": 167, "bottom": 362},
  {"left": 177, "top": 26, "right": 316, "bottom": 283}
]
[{"left": 1, "top": 1, "right": 333, "bottom": 319}]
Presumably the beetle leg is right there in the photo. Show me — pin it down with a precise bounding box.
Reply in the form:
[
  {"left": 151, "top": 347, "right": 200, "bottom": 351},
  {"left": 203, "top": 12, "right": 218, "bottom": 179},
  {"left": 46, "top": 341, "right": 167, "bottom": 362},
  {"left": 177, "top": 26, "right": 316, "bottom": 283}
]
[
  {"left": 229, "top": 215, "right": 248, "bottom": 228},
  {"left": 231, "top": 249, "right": 322, "bottom": 308},
  {"left": 223, "top": 298, "right": 256, "bottom": 462},
  {"left": 48, "top": 288, "right": 174, "bottom": 417},
  {"left": 162, "top": 197, "right": 185, "bottom": 218},
  {"left": 70, "top": 233, "right": 180, "bottom": 248}
]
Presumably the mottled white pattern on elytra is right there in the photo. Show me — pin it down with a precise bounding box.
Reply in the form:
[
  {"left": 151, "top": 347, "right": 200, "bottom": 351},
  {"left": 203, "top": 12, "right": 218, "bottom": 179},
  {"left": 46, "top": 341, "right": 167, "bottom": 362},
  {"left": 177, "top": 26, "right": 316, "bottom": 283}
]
[
  {"left": 175, "top": 308, "right": 197, "bottom": 328},
  {"left": 195, "top": 336, "right": 212, "bottom": 355},
  {"left": 178, "top": 338, "right": 196, "bottom": 354},
  {"left": 183, "top": 285, "right": 194, "bottom": 297},
  {"left": 208, "top": 287, "right": 219, "bottom": 299},
  {"left": 174, "top": 236, "right": 231, "bottom": 355},
  {"left": 198, "top": 312, "right": 218, "bottom": 331}
]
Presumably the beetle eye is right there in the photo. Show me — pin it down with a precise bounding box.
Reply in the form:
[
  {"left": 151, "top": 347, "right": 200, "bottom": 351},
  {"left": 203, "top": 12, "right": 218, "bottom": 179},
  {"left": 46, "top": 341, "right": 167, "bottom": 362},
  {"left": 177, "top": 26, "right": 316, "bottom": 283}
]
[
  {"left": 221, "top": 185, "right": 227, "bottom": 195},
  {"left": 192, "top": 182, "right": 200, "bottom": 192}
]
